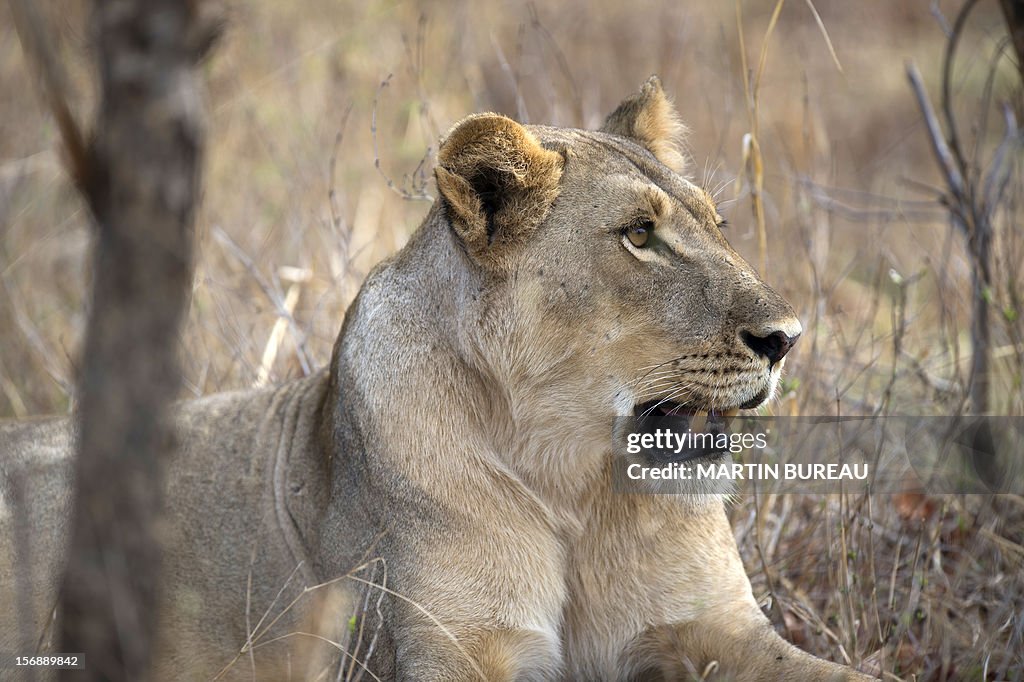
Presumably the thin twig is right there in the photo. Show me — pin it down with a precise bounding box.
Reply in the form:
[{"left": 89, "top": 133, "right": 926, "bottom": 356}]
[
  {"left": 940, "top": 0, "right": 980, "bottom": 194},
  {"left": 983, "top": 103, "right": 1020, "bottom": 215},
  {"left": 905, "top": 62, "right": 967, "bottom": 213},
  {"left": 212, "top": 226, "right": 312, "bottom": 375},
  {"left": 246, "top": 632, "right": 382, "bottom": 682},
  {"left": 370, "top": 75, "right": 433, "bottom": 202},
  {"left": 802, "top": 0, "right": 844, "bottom": 74},
  {"left": 972, "top": 37, "right": 1011, "bottom": 180}
]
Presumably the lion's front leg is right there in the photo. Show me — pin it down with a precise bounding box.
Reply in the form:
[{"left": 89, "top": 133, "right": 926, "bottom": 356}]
[
  {"left": 564, "top": 491, "right": 874, "bottom": 681},
  {"left": 371, "top": 480, "right": 568, "bottom": 681},
  {"left": 622, "top": 617, "right": 877, "bottom": 681},
  {"left": 392, "top": 625, "right": 561, "bottom": 681}
]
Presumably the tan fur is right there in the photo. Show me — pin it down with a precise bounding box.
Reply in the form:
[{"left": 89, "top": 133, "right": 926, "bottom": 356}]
[
  {"left": 435, "top": 113, "right": 564, "bottom": 267},
  {"left": 0, "top": 79, "right": 876, "bottom": 681},
  {"left": 601, "top": 75, "right": 689, "bottom": 173}
]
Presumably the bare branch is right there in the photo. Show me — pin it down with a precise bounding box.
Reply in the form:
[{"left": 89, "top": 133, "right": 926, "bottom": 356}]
[
  {"left": 906, "top": 61, "right": 967, "bottom": 215},
  {"left": 940, "top": 0, "right": 980, "bottom": 191},
  {"left": 984, "top": 103, "right": 1020, "bottom": 215},
  {"left": 973, "top": 37, "right": 1012, "bottom": 177},
  {"left": 930, "top": 0, "right": 953, "bottom": 38}
]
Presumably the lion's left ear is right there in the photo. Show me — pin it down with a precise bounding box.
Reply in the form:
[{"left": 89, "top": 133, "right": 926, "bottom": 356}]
[
  {"left": 600, "top": 75, "right": 688, "bottom": 174},
  {"left": 435, "top": 113, "right": 564, "bottom": 266}
]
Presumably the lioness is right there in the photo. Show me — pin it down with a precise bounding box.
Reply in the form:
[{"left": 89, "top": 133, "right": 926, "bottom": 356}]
[{"left": 0, "top": 77, "right": 874, "bottom": 681}]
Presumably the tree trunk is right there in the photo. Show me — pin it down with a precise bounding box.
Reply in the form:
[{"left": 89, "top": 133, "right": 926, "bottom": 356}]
[
  {"left": 969, "top": 220, "right": 992, "bottom": 414},
  {"left": 57, "top": 2, "right": 216, "bottom": 679}
]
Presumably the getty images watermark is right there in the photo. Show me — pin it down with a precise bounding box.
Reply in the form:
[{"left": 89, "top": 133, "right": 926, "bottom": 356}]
[{"left": 612, "top": 415, "right": 1024, "bottom": 495}]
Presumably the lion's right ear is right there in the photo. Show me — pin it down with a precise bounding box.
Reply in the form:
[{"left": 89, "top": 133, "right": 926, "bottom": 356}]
[
  {"left": 435, "top": 114, "right": 563, "bottom": 265},
  {"left": 600, "top": 75, "right": 688, "bottom": 174}
]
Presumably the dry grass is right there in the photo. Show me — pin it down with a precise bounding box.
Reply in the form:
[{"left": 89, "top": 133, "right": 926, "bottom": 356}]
[{"left": 1, "top": 0, "right": 1022, "bottom": 679}]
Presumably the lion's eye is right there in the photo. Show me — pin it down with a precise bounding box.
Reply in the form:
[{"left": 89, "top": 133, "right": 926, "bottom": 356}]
[{"left": 625, "top": 220, "right": 653, "bottom": 248}]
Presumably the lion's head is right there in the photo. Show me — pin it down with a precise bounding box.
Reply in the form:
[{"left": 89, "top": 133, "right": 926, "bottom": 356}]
[{"left": 431, "top": 77, "right": 800, "bottom": 450}]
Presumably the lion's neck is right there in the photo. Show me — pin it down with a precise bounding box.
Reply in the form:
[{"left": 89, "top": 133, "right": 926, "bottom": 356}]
[{"left": 332, "top": 211, "right": 614, "bottom": 519}]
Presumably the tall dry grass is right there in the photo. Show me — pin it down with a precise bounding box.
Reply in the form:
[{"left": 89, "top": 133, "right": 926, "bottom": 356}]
[{"left": 1, "top": 0, "right": 1022, "bottom": 679}]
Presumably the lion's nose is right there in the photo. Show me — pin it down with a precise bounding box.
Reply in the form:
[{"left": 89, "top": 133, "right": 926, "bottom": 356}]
[{"left": 740, "top": 328, "right": 801, "bottom": 366}]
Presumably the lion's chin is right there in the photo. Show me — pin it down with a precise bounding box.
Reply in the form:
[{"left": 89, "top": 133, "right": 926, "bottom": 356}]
[
  {"left": 633, "top": 401, "right": 742, "bottom": 417},
  {"left": 631, "top": 394, "right": 762, "bottom": 421},
  {"left": 738, "top": 382, "right": 773, "bottom": 409}
]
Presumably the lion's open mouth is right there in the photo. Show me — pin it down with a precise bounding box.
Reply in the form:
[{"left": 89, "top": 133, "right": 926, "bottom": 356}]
[
  {"left": 631, "top": 402, "right": 738, "bottom": 448},
  {"left": 627, "top": 385, "right": 773, "bottom": 464},
  {"left": 628, "top": 400, "right": 742, "bottom": 463}
]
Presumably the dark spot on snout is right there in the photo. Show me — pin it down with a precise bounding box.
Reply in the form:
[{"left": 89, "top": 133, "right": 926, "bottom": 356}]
[{"left": 740, "top": 329, "right": 800, "bottom": 366}]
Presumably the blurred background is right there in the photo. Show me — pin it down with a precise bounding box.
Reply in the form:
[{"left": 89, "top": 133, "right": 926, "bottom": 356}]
[{"left": 1, "top": 0, "right": 1022, "bottom": 678}]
